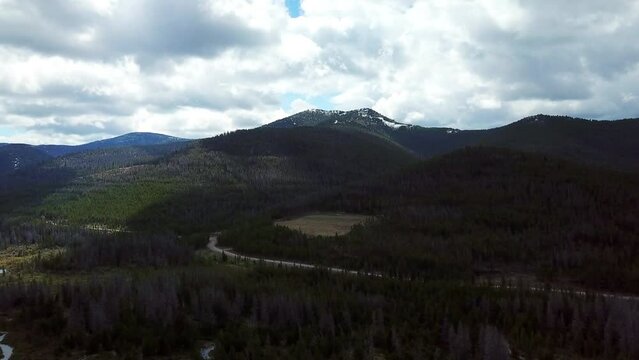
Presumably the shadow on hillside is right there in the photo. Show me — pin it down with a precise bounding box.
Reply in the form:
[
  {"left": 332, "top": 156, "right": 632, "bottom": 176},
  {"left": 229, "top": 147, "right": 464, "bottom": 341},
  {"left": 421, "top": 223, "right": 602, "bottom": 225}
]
[
  {"left": 0, "top": 164, "right": 78, "bottom": 216},
  {"left": 124, "top": 183, "right": 347, "bottom": 235}
]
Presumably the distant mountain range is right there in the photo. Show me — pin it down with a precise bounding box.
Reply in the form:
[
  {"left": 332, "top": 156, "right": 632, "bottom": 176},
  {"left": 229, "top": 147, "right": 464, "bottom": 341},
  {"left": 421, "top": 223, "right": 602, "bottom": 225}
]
[
  {"left": 1, "top": 107, "right": 638, "bottom": 236},
  {"left": 38, "top": 132, "right": 189, "bottom": 157},
  {"left": 267, "top": 108, "right": 639, "bottom": 171},
  {"left": 3, "top": 109, "right": 639, "bottom": 178},
  {"left": 3, "top": 109, "right": 639, "bottom": 177},
  {"left": 0, "top": 132, "right": 189, "bottom": 175}
]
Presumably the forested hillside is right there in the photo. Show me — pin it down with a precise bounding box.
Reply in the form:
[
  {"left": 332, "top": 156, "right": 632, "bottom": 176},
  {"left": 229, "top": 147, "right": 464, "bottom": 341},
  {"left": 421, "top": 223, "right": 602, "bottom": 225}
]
[
  {"left": 2, "top": 0, "right": 638, "bottom": 357},
  {"left": 50, "top": 141, "right": 191, "bottom": 173},
  {"left": 388, "top": 115, "right": 639, "bottom": 171},
  {"left": 1, "top": 116, "right": 639, "bottom": 359},
  {"left": 17, "top": 126, "right": 415, "bottom": 233},
  {"left": 0, "top": 142, "right": 190, "bottom": 218},
  {"left": 266, "top": 110, "right": 639, "bottom": 171},
  {"left": 476, "top": 115, "right": 639, "bottom": 171},
  {"left": 38, "top": 132, "right": 189, "bottom": 157},
  {"left": 0, "top": 144, "right": 51, "bottom": 175},
  {"left": 220, "top": 147, "right": 639, "bottom": 293},
  {"left": 1, "top": 222, "right": 638, "bottom": 359}
]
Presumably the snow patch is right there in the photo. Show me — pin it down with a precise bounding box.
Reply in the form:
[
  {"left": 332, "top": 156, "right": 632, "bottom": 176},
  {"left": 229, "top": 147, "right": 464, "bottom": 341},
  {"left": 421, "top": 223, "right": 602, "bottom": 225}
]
[
  {"left": 382, "top": 119, "right": 405, "bottom": 129},
  {"left": 446, "top": 129, "right": 460, "bottom": 134},
  {"left": 302, "top": 108, "right": 413, "bottom": 130},
  {"left": 357, "top": 108, "right": 371, "bottom": 118},
  {"left": 308, "top": 109, "right": 347, "bottom": 116}
]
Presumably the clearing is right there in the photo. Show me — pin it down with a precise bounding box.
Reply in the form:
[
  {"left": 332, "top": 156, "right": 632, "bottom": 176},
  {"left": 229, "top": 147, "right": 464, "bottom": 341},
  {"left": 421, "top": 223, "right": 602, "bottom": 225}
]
[{"left": 275, "top": 213, "right": 370, "bottom": 236}]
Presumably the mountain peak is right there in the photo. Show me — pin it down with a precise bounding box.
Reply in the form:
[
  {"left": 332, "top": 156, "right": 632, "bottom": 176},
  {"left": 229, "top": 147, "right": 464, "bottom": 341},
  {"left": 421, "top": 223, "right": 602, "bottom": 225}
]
[
  {"left": 37, "top": 132, "right": 189, "bottom": 157},
  {"left": 515, "top": 114, "right": 587, "bottom": 125},
  {"left": 267, "top": 108, "right": 413, "bottom": 132},
  {"left": 77, "top": 132, "right": 186, "bottom": 149},
  {"left": 304, "top": 107, "right": 384, "bottom": 118}
]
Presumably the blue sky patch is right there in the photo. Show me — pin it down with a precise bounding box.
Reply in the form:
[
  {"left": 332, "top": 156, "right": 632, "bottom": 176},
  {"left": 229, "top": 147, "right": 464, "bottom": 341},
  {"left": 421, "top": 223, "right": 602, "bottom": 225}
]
[
  {"left": 282, "top": 92, "right": 334, "bottom": 112},
  {"left": 285, "top": 0, "right": 302, "bottom": 17},
  {"left": 0, "top": 126, "right": 18, "bottom": 137}
]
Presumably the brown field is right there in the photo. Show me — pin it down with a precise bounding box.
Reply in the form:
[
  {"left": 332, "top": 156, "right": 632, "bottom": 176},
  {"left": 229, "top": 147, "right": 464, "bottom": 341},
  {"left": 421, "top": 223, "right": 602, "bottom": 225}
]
[{"left": 275, "top": 213, "right": 371, "bottom": 236}]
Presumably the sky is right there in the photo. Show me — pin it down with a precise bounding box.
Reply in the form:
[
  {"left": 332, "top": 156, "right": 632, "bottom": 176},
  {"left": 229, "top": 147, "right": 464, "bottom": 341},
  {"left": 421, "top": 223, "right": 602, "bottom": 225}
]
[{"left": 0, "top": 0, "right": 638, "bottom": 144}]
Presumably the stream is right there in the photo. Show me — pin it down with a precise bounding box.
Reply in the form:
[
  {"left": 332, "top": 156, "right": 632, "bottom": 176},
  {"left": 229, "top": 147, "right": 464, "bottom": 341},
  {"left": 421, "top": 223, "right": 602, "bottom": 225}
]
[{"left": 0, "top": 332, "right": 13, "bottom": 360}]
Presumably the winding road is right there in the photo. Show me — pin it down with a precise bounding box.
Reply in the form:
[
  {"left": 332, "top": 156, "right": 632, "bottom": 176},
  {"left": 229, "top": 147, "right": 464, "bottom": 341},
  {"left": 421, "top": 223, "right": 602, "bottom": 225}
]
[
  {"left": 207, "top": 234, "right": 382, "bottom": 277},
  {"left": 208, "top": 234, "right": 639, "bottom": 302}
]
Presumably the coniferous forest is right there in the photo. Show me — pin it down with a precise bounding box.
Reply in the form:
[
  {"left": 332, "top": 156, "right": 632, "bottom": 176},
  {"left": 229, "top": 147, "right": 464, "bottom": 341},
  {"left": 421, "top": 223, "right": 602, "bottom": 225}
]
[
  {"left": 5, "top": 0, "right": 639, "bottom": 358},
  {"left": 1, "top": 113, "right": 639, "bottom": 359}
]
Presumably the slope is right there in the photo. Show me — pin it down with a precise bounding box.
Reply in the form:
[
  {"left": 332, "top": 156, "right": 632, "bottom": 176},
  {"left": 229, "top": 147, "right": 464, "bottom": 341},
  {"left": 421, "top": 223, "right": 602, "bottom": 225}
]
[
  {"left": 265, "top": 108, "right": 413, "bottom": 138},
  {"left": 220, "top": 147, "right": 639, "bottom": 292},
  {"left": 265, "top": 109, "right": 639, "bottom": 171},
  {"left": 476, "top": 115, "right": 639, "bottom": 170},
  {"left": 38, "top": 132, "right": 189, "bottom": 157},
  {"left": 0, "top": 144, "right": 52, "bottom": 175},
  {"left": 33, "top": 126, "right": 416, "bottom": 232}
]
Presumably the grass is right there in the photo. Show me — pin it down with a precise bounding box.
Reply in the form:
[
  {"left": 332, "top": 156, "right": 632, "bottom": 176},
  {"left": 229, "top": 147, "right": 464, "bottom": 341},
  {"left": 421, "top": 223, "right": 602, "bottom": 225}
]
[
  {"left": 0, "top": 245, "right": 53, "bottom": 273},
  {"left": 275, "top": 213, "right": 370, "bottom": 236}
]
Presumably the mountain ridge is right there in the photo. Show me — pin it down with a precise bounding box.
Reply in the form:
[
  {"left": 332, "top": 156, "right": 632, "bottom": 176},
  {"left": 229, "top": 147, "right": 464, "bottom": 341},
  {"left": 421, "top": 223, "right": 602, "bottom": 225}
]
[
  {"left": 0, "top": 132, "right": 190, "bottom": 175},
  {"left": 0, "top": 143, "right": 52, "bottom": 175},
  {"left": 265, "top": 108, "right": 419, "bottom": 140},
  {"left": 37, "top": 132, "right": 189, "bottom": 157},
  {"left": 265, "top": 109, "right": 639, "bottom": 171}
]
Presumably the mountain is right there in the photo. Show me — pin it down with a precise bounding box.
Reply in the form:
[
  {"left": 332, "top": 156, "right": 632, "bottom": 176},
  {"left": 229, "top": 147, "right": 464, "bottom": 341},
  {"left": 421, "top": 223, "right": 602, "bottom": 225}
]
[
  {"left": 223, "top": 146, "right": 639, "bottom": 291},
  {"left": 474, "top": 115, "right": 639, "bottom": 170},
  {"left": 266, "top": 109, "right": 639, "bottom": 171},
  {"left": 49, "top": 141, "right": 191, "bottom": 174},
  {"left": 0, "top": 144, "right": 52, "bottom": 175},
  {"left": 126, "top": 127, "right": 416, "bottom": 232},
  {"left": 9, "top": 125, "right": 415, "bottom": 233},
  {"left": 38, "top": 132, "right": 189, "bottom": 157},
  {"left": 4, "top": 109, "right": 639, "bottom": 232},
  {"left": 265, "top": 108, "right": 416, "bottom": 138},
  {"left": 3, "top": 112, "right": 639, "bottom": 360}
]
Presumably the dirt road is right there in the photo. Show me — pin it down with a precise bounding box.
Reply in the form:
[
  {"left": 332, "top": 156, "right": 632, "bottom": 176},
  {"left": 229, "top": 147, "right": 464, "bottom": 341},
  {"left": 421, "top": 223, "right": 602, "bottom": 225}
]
[
  {"left": 208, "top": 234, "right": 639, "bottom": 302},
  {"left": 207, "top": 234, "right": 382, "bottom": 277}
]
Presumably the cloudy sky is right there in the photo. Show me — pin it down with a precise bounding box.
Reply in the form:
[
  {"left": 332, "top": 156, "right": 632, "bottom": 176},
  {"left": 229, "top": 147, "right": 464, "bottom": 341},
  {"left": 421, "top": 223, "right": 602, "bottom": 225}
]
[{"left": 1, "top": 0, "right": 638, "bottom": 144}]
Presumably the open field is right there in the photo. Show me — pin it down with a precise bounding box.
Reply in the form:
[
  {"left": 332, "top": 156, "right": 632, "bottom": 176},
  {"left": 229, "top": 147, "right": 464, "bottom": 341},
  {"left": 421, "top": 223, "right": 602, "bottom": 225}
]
[{"left": 275, "top": 213, "right": 370, "bottom": 236}]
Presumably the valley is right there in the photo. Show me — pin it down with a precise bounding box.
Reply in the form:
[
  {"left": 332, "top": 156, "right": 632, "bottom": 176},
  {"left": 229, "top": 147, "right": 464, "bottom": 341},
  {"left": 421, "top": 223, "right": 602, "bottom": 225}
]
[
  {"left": 4, "top": 0, "right": 639, "bottom": 357},
  {"left": 1, "top": 109, "right": 639, "bottom": 359}
]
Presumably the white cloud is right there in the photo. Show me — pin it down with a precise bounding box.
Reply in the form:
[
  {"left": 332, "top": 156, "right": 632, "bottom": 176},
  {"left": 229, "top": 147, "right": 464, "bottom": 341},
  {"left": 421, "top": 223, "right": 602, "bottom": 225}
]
[
  {"left": 0, "top": 0, "right": 638, "bottom": 144},
  {"left": 289, "top": 98, "right": 314, "bottom": 113}
]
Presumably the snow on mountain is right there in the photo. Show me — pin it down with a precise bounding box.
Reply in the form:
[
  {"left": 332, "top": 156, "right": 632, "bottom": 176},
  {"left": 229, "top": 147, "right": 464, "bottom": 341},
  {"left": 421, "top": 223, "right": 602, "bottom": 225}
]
[{"left": 268, "top": 108, "right": 414, "bottom": 131}]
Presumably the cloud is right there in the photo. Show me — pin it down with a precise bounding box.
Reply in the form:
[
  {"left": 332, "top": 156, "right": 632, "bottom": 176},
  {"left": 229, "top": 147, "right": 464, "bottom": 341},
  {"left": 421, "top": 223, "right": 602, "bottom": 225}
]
[
  {"left": 0, "top": 0, "right": 638, "bottom": 144},
  {"left": 0, "top": 0, "right": 276, "bottom": 61}
]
